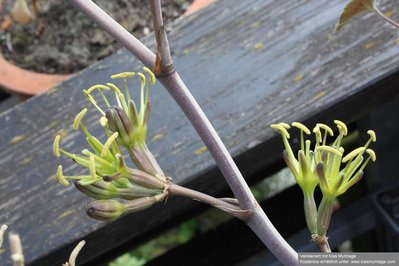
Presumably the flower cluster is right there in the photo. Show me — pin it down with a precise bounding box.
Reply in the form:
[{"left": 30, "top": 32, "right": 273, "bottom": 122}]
[
  {"left": 271, "top": 121, "right": 376, "bottom": 240},
  {"left": 53, "top": 68, "right": 168, "bottom": 221}
]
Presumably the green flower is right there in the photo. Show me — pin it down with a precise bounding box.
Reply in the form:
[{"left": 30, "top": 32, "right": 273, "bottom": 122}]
[
  {"left": 271, "top": 120, "right": 376, "bottom": 237},
  {"left": 53, "top": 68, "right": 169, "bottom": 221}
]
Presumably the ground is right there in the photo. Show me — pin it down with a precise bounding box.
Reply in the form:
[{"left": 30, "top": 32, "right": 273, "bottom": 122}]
[{"left": 0, "top": 0, "right": 192, "bottom": 73}]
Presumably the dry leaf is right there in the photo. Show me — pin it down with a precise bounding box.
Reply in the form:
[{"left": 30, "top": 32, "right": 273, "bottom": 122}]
[{"left": 336, "top": 0, "right": 375, "bottom": 31}]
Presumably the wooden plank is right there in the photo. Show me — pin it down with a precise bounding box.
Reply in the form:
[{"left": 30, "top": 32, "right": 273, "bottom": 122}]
[
  {"left": 146, "top": 185, "right": 307, "bottom": 266},
  {"left": 147, "top": 193, "right": 375, "bottom": 266},
  {"left": 0, "top": 0, "right": 398, "bottom": 264},
  {"left": 236, "top": 196, "right": 376, "bottom": 266}
]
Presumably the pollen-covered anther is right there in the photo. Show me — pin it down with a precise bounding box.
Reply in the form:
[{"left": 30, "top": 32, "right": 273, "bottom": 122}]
[
  {"left": 86, "top": 84, "right": 110, "bottom": 94},
  {"left": 342, "top": 147, "right": 366, "bottom": 163},
  {"left": 316, "top": 145, "right": 343, "bottom": 157},
  {"left": 366, "top": 149, "right": 376, "bottom": 161},
  {"left": 111, "top": 72, "right": 136, "bottom": 79},
  {"left": 367, "top": 130, "right": 377, "bottom": 142},
  {"left": 292, "top": 122, "right": 311, "bottom": 134},
  {"left": 316, "top": 123, "right": 334, "bottom": 136},
  {"left": 73, "top": 108, "right": 88, "bottom": 130},
  {"left": 143, "top": 67, "right": 156, "bottom": 84},
  {"left": 53, "top": 135, "right": 61, "bottom": 157},
  {"left": 271, "top": 124, "right": 290, "bottom": 139},
  {"left": 57, "top": 165, "right": 70, "bottom": 186},
  {"left": 100, "top": 116, "right": 108, "bottom": 127},
  {"left": 334, "top": 120, "right": 348, "bottom": 136}
]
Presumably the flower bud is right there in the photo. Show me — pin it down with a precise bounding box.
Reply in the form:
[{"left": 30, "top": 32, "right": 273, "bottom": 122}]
[
  {"left": 85, "top": 200, "right": 125, "bottom": 221},
  {"left": 106, "top": 107, "right": 134, "bottom": 148},
  {"left": 74, "top": 180, "right": 118, "bottom": 200}
]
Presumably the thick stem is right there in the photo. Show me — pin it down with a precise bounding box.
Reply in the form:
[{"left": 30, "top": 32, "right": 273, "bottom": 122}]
[
  {"left": 67, "top": 1, "right": 298, "bottom": 264},
  {"left": 318, "top": 237, "right": 331, "bottom": 253},
  {"left": 374, "top": 5, "right": 399, "bottom": 29}
]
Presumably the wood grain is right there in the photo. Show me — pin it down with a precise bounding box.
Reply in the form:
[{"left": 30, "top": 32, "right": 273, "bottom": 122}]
[{"left": 0, "top": 0, "right": 398, "bottom": 264}]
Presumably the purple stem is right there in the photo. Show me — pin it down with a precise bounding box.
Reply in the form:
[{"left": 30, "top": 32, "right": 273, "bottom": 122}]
[{"left": 67, "top": 0, "right": 298, "bottom": 264}]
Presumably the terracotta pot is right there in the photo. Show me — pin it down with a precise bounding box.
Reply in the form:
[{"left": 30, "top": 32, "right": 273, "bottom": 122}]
[
  {"left": 0, "top": 0, "right": 215, "bottom": 96},
  {"left": 0, "top": 54, "right": 71, "bottom": 96},
  {"left": 185, "top": 0, "right": 216, "bottom": 16}
]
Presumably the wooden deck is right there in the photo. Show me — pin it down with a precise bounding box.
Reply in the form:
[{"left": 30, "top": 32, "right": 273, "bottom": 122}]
[{"left": 0, "top": 0, "right": 398, "bottom": 264}]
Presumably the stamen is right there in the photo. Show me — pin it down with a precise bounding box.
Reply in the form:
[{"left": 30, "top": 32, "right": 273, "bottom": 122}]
[
  {"left": 342, "top": 147, "right": 366, "bottom": 163},
  {"left": 280, "top": 122, "right": 290, "bottom": 129},
  {"left": 366, "top": 149, "right": 376, "bottom": 161},
  {"left": 367, "top": 130, "right": 376, "bottom": 142},
  {"left": 53, "top": 135, "right": 61, "bottom": 157},
  {"left": 57, "top": 165, "right": 70, "bottom": 186},
  {"left": 98, "top": 90, "right": 111, "bottom": 108},
  {"left": 292, "top": 122, "right": 311, "bottom": 134},
  {"left": 271, "top": 124, "right": 290, "bottom": 139},
  {"left": 107, "top": 83, "right": 128, "bottom": 111},
  {"left": 86, "top": 84, "right": 110, "bottom": 94},
  {"left": 143, "top": 67, "right": 155, "bottom": 85},
  {"left": 111, "top": 72, "right": 136, "bottom": 79},
  {"left": 292, "top": 122, "right": 310, "bottom": 151},
  {"left": 334, "top": 120, "right": 348, "bottom": 136},
  {"left": 316, "top": 123, "right": 334, "bottom": 136},
  {"left": 313, "top": 126, "right": 322, "bottom": 145},
  {"left": 101, "top": 132, "right": 119, "bottom": 157},
  {"left": 305, "top": 140, "right": 311, "bottom": 158},
  {"left": 100, "top": 117, "right": 108, "bottom": 127},
  {"left": 316, "top": 145, "right": 343, "bottom": 157},
  {"left": 73, "top": 108, "right": 88, "bottom": 130},
  {"left": 89, "top": 155, "right": 96, "bottom": 179},
  {"left": 84, "top": 90, "right": 105, "bottom": 116},
  {"left": 138, "top": 72, "right": 146, "bottom": 115}
]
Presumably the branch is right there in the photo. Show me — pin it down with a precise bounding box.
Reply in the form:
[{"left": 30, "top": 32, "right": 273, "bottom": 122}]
[
  {"left": 374, "top": 5, "right": 399, "bottom": 29},
  {"left": 168, "top": 183, "right": 251, "bottom": 221},
  {"left": 67, "top": 1, "right": 298, "bottom": 264},
  {"left": 149, "top": 0, "right": 175, "bottom": 76}
]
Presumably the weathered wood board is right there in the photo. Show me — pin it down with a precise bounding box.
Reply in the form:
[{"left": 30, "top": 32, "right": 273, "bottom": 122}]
[{"left": 0, "top": 0, "right": 398, "bottom": 264}]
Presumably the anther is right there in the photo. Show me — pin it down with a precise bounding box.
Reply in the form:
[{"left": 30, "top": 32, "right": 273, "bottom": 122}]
[
  {"left": 86, "top": 84, "right": 110, "bottom": 94},
  {"left": 271, "top": 124, "right": 290, "bottom": 139},
  {"left": 342, "top": 147, "right": 366, "bottom": 163},
  {"left": 316, "top": 145, "right": 343, "bottom": 157},
  {"left": 366, "top": 149, "right": 376, "bottom": 161},
  {"left": 334, "top": 120, "right": 348, "bottom": 136},
  {"left": 57, "top": 165, "right": 70, "bottom": 186},
  {"left": 53, "top": 135, "right": 61, "bottom": 157},
  {"left": 111, "top": 72, "right": 136, "bottom": 79},
  {"left": 292, "top": 122, "right": 311, "bottom": 134},
  {"left": 367, "top": 130, "right": 376, "bottom": 142},
  {"left": 100, "top": 116, "right": 108, "bottom": 127},
  {"left": 143, "top": 67, "right": 155, "bottom": 84},
  {"left": 316, "top": 123, "right": 334, "bottom": 136},
  {"left": 73, "top": 108, "right": 88, "bottom": 130}
]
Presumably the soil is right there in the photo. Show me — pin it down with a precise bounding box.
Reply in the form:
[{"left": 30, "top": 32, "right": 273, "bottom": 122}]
[{"left": 0, "top": 0, "right": 192, "bottom": 74}]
